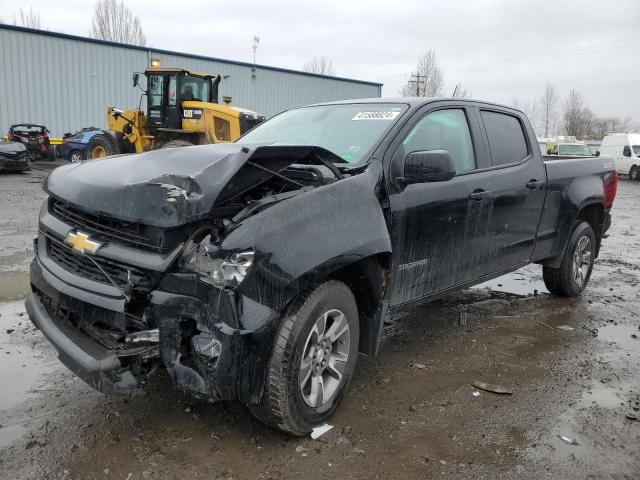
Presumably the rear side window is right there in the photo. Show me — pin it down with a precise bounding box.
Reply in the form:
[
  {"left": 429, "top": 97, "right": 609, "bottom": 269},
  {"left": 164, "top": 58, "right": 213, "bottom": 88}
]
[{"left": 480, "top": 111, "right": 529, "bottom": 166}]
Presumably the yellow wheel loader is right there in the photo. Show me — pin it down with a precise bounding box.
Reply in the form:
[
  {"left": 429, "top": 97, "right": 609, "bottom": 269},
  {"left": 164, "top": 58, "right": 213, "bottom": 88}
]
[{"left": 87, "top": 68, "right": 265, "bottom": 159}]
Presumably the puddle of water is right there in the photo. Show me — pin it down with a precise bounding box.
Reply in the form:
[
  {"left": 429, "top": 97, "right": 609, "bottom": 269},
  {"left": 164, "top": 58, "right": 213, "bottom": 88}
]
[
  {"left": 0, "top": 423, "right": 26, "bottom": 449},
  {"left": 597, "top": 324, "right": 640, "bottom": 354},
  {"left": 473, "top": 268, "right": 549, "bottom": 296},
  {"left": 0, "top": 271, "right": 31, "bottom": 301},
  {"left": 580, "top": 384, "right": 625, "bottom": 409},
  {"left": 0, "top": 301, "right": 58, "bottom": 411}
]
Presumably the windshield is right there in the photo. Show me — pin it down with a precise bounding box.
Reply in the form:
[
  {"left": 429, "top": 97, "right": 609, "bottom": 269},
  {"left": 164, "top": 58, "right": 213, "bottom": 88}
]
[
  {"left": 633, "top": 145, "right": 640, "bottom": 156},
  {"left": 237, "top": 103, "right": 408, "bottom": 163},
  {"left": 558, "top": 144, "right": 592, "bottom": 156}
]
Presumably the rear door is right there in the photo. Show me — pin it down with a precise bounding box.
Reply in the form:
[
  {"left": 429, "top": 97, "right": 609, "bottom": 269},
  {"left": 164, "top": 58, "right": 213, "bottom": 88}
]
[
  {"left": 477, "top": 108, "right": 546, "bottom": 272},
  {"left": 387, "top": 102, "right": 494, "bottom": 306}
]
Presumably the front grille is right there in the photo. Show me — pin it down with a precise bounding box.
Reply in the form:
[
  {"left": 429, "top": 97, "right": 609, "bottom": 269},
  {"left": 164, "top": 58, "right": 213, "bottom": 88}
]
[
  {"left": 50, "top": 198, "right": 175, "bottom": 253},
  {"left": 35, "top": 287, "right": 152, "bottom": 351},
  {"left": 46, "top": 234, "right": 154, "bottom": 290}
]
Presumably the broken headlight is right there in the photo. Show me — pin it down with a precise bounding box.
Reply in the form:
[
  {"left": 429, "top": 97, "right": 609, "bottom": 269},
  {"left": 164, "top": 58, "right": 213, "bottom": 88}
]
[{"left": 182, "top": 234, "right": 254, "bottom": 288}]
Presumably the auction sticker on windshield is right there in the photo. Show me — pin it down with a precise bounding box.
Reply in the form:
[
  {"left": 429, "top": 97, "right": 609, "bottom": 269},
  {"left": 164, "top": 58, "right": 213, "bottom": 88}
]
[{"left": 352, "top": 111, "right": 401, "bottom": 121}]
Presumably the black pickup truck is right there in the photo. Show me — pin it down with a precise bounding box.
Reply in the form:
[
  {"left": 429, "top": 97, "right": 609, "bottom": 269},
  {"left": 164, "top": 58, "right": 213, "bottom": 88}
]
[{"left": 26, "top": 98, "right": 618, "bottom": 435}]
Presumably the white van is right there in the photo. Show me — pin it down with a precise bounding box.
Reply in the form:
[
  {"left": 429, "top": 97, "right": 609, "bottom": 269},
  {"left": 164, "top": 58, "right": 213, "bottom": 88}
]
[{"left": 598, "top": 133, "right": 640, "bottom": 180}]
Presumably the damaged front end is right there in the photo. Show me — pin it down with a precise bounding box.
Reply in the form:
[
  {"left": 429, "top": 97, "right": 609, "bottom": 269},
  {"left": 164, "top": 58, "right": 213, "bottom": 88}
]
[{"left": 28, "top": 143, "right": 350, "bottom": 401}]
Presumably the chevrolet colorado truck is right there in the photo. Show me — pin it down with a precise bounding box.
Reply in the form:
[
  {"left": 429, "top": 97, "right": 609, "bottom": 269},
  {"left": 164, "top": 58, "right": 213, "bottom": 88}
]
[{"left": 26, "top": 98, "right": 618, "bottom": 435}]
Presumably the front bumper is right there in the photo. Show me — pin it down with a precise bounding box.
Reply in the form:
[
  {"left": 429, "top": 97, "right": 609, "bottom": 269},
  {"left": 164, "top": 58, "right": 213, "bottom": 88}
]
[
  {"left": 0, "top": 155, "right": 30, "bottom": 171},
  {"left": 27, "top": 244, "right": 280, "bottom": 403},
  {"left": 27, "top": 259, "right": 153, "bottom": 394}
]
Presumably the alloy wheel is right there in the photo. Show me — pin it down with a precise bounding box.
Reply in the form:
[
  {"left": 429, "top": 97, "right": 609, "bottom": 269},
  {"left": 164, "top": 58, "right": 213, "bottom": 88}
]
[
  {"left": 299, "top": 309, "right": 351, "bottom": 408},
  {"left": 572, "top": 235, "right": 592, "bottom": 287}
]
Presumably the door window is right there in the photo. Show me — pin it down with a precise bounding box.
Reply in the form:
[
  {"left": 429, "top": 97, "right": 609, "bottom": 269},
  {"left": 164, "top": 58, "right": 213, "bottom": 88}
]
[
  {"left": 148, "top": 75, "right": 165, "bottom": 107},
  {"left": 402, "top": 109, "right": 476, "bottom": 172},
  {"left": 480, "top": 111, "right": 529, "bottom": 166},
  {"left": 168, "top": 76, "right": 177, "bottom": 106}
]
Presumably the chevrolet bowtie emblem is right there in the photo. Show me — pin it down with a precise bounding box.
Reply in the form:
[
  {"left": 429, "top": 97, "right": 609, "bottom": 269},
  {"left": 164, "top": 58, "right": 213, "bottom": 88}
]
[{"left": 65, "top": 231, "right": 102, "bottom": 254}]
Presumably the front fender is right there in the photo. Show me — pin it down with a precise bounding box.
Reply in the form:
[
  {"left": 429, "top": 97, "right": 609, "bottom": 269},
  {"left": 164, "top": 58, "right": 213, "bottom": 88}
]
[{"left": 223, "top": 161, "right": 392, "bottom": 312}]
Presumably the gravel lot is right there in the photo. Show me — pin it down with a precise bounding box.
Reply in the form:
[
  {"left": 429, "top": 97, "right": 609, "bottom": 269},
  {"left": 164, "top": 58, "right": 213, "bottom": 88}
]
[{"left": 1, "top": 164, "right": 638, "bottom": 479}]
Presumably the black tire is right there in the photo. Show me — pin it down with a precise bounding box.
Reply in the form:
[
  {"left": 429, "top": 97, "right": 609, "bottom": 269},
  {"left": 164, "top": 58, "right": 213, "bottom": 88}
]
[
  {"left": 86, "top": 133, "right": 118, "bottom": 159},
  {"left": 629, "top": 165, "right": 640, "bottom": 181},
  {"left": 69, "top": 150, "right": 85, "bottom": 163},
  {"left": 543, "top": 221, "right": 596, "bottom": 297},
  {"left": 249, "top": 280, "right": 359, "bottom": 435},
  {"left": 161, "top": 139, "right": 195, "bottom": 149}
]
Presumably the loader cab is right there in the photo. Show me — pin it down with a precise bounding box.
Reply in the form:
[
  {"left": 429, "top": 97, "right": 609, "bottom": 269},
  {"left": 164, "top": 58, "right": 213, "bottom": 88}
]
[{"left": 141, "top": 68, "right": 220, "bottom": 132}]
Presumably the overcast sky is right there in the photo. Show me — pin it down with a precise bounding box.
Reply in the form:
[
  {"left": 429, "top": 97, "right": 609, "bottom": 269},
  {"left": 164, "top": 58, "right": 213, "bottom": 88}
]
[{"left": 8, "top": 0, "right": 640, "bottom": 120}]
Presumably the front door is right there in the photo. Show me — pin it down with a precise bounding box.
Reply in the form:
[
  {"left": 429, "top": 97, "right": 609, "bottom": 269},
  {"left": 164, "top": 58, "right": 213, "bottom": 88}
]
[
  {"left": 147, "top": 74, "right": 166, "bottom": 130},
  {"left": 387, "top": 105, "right": 494, "bottom": 306}
]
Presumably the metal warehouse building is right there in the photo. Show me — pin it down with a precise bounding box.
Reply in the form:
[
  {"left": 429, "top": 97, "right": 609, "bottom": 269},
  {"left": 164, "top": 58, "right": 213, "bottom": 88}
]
[{"left": 0, "top": 25, "right": 382, "bottom": 136}]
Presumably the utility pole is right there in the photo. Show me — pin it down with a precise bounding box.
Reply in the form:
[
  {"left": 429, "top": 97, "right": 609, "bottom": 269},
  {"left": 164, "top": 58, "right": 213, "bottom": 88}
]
[{"left": 408, "top": 73, "right": 425, "bottom": 97}]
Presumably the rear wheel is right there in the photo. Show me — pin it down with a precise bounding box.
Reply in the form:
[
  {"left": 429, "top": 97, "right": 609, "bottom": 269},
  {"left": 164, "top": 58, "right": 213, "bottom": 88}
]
[
  {"left": 161, "top": 139, "right": 195, "bottom": 149},
  {"left": 543, "top": 221, "right": 596, "bottom": 297},
  {"left": 629, "top": 165, "right": 639, "bottom": 181},
  {"left": 86, "top": 134, "right": 118, "bottom": 159},
  {"left": 69, "top": 150, "right": 85, "bottom": 163},
  {"left": 249, "top": 281, "right": 359, "bottom": 435}
]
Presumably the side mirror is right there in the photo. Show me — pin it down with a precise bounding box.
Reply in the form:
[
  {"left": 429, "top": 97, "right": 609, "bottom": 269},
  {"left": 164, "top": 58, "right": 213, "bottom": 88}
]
[
  {"left": 400, "top": 150, "right": 456, "bottom": 184},
  {"left": 546, "top": 148, "right": 552, "bottom": 155},
  {"left": 133, "top": 73, "right": 139, "bottom": 88},
  {"left": 63, "top": 132, "right": 71, "bottom": 138},
  {"left": 595, "top": 150, "right": 600, "bottom": 157},
  {"left": 623, "top": 146, "right": 631, "bottom": 157}
]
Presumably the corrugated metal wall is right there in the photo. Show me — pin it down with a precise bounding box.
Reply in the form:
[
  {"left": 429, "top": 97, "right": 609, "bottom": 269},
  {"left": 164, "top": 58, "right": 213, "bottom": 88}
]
[{"left": 0, "top": 26, "right": 381, "bottom": 136}]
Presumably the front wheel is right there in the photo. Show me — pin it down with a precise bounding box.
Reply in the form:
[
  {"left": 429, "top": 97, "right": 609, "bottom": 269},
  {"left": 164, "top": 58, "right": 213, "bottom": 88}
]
[
  {"left": 543, "top": 221, "right": 596, "bottom": 297},
  {"left": 629, "top": 165, "right": 639, "bottom": 181},
  {"left": 86, "top": 133, "right": 118, "bottom": 159},
  {"left": 249, "top": 281, "right": 359, "bottom": 435}
]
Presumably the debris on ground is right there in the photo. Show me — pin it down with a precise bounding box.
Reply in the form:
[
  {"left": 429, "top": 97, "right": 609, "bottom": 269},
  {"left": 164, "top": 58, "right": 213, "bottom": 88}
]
[
  {"left": 558, "top": 435, "right": 579, "bottom": 445},
  {"left": 555, "top": 325, "right": 574, "bottom": 331},
  {"left": 472, "top": 391, "right": 480, "bottom": 397},
  {"left": 471, "top": 381, "right": 513, "bottom": 395},
  {"left": 311, "top": 424, "right": 333, "bottom": 439},
  {"left": 411, "top": 363, "right": 427, "bottom": 369},
  {"left": 458, "top": 312, "right": 467, "bottom": 326}
]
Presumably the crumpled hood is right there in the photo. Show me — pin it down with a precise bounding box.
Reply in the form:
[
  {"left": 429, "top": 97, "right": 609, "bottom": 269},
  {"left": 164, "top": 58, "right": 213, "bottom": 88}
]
[
  {"left": 44, "top": 143, "right": 339, "bottom": 227},
  {"left": 0, "top": 141, "right": 27, "bottom": 156}
]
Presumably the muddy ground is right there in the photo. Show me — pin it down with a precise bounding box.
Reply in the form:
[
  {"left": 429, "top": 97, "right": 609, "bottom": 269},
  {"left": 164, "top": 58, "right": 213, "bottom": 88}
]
[{"left": 0, "top": 164, "right": 638, "bottom": 479}]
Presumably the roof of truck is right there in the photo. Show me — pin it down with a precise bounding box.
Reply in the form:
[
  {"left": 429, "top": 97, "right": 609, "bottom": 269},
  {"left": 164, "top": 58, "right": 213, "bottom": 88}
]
[{"left": 312, "top": 96, "right": 513, "bottom": 108}]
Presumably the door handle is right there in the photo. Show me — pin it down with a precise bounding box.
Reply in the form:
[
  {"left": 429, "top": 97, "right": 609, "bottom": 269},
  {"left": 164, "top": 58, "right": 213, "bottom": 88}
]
[
  {"left": 468, "top": 189, "right": 489, "bottom": 201},
  {"left": 526, "top": 179, "right": 545, "bottom": 189}
]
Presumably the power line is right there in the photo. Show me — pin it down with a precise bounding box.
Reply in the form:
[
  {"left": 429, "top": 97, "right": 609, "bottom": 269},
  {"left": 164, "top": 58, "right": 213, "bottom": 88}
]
[
  {"left": 378, "top": 33, "right": 640, "bottom": 82},
  {"left": 473, "top": 69, "right": 640, "bottom": 94},
  {"left": 444, "top": 36, "right": 640, "bottom": 73}
]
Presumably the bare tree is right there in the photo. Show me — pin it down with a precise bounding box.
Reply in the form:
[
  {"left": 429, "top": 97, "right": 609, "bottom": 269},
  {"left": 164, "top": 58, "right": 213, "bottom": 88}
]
[
  {"left": 400, "top": 50, "right": 444, "bottom": 97},
  {"left": 563, "top": 89, "right": 586, "bottom": 138},
  {"left": 538, "top": 83, "right": 559, "bottom": 138},
  {"left": 303, "top": 56, "right": 335, "bottom": 76},
  {"left": 90, "top": 0, "right": 146, "bottom": 46},
  {"left": 13, "top": 7, "right": 41, "bottom": 28}
]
